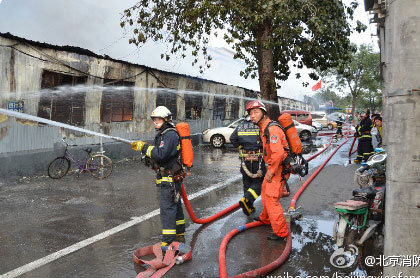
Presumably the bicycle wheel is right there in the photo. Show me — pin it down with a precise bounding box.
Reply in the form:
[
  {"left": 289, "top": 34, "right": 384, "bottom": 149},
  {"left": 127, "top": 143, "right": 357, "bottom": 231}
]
[
  {"left": 87, "top": 154, "right": 113, "bottom": 179},
  {"left": 48, "top": 157, "right": 70, "bottom": 179}
]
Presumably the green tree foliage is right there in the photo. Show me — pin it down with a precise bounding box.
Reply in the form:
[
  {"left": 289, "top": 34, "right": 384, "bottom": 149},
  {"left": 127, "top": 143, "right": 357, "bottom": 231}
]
[
  {"left": 313, "top": 88, "right": 352, "bottom": 109},
  {"left": 359, "top": 89, "right": 382, "bottom": 113},
  {"left": 321, "top": 44, "right": 381, "bottom": 118},
  {"left": 121, "top": 0, "right": 365, "bottom": 117}
]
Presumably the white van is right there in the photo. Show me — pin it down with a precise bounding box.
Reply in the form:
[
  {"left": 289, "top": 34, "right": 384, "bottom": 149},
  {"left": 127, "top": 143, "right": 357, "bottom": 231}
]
[{"left": 311, "top": 111, "right": 328, "bottom": 128}]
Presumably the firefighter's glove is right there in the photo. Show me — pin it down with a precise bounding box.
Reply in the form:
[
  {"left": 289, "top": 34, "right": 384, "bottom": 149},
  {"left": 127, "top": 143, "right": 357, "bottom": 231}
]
[{"left": 131, "top": 140, "right": 145, "bottom": 151}]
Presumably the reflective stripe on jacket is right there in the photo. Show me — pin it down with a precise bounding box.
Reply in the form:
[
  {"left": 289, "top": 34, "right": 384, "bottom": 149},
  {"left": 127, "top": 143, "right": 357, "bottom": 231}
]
[
  {"left": 141, "top": 123, "right": 181, "bottom": 172},
  {"left": 230, "top": 119, "right": 262, "bottom": 151}
]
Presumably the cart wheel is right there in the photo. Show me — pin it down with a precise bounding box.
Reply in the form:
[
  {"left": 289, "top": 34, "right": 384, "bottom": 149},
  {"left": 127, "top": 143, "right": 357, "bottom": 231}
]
[{"left": 87, "top": 154, "right": 113, "bottom": 179}]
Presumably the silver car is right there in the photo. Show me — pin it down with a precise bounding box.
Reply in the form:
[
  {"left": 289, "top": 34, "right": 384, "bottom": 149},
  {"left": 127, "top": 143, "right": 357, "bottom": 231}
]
[
  {"left": 202, "top": 118, "right": 245, "bottom": 148},
  {"left": 293, "top": 120, "right": 318, "bottom": 141},
  {"left": 202, "top": 118, "right": 317, "bottom": 148}
]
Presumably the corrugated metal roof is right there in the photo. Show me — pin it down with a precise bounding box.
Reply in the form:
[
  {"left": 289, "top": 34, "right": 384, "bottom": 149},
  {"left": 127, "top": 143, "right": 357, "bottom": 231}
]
[{"left": 0, "top": 32, "right": 258, "bottom": 93}]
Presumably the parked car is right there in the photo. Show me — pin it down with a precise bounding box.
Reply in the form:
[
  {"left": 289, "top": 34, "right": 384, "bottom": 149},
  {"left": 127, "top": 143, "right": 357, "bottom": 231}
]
[
  {"left": 294, "top": 120, "right": 318, "bottom": 141},
  {"left": 311, "top": 111, "right": 328, "bottom": 129},
  {"left": 312, "top": 120, "right": 322, "bottom": 131},
  {"left": 280, "top": 110, "right": 312, "bottom": 126},
  {"left": 202, "top": 118, "right": 317, "bottom": 148},
  {"left": 202, "top": 118, "right": 244, "bottom": 148}
]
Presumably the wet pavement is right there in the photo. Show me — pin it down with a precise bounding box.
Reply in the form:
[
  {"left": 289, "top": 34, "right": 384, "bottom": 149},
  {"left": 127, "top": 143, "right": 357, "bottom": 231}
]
[{"left": 0, "top": 136, "right": 383, "bottom": 278}]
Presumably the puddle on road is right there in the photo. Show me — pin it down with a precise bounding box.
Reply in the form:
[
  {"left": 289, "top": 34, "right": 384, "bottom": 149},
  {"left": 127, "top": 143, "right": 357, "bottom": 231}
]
[
  {"left": 184, "top": 211, "right": 384, "bottom": 278},
  {"left": 4, "top": 140, "right": 371, "bottom": 278},
  {"left": 270, "top": 215, "right": 384, "bottom": 278}
]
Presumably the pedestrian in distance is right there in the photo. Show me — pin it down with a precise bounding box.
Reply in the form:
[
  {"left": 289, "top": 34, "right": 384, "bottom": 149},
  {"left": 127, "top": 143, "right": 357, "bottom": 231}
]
[
  {"left": 354, "top": 110, "right": 374, "bottom": 163},
  {"left": 230, "top": 115, "right": 267, "bottom": 216},
  {"left": 370, "top": 113, "right": 380, "bottom": 147},
  {"left": 334, "top": 113, "right": 344, "bottom": 140},
  {"left": 247, "top": 100, "right": 290, "bottom": 240},
  {"left": 353, "top": 112, "right": 361, "bottom": 127},
  {"left": 131, "top": 106, "right": 186, "bottom": 248},
  {"left": 374, "top": 116, "right": 383, "bottom": 147},
  {"left": 371, "top": 113, "right": 380, "bottom": 123}
]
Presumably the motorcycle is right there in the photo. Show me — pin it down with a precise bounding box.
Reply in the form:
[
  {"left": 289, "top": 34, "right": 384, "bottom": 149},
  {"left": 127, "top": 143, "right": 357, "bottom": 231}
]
[
  {"left": 330, "top": 148, "right": 386, "bottom": 268},
  {"left": 354, "top": 148, "right": 386, "bottom": 188}
]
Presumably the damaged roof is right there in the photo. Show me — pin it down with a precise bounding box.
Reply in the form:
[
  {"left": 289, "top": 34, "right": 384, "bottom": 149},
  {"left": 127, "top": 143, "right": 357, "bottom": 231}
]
[{"left": 0, "top": 31, "right": 257, "bottom": 93}]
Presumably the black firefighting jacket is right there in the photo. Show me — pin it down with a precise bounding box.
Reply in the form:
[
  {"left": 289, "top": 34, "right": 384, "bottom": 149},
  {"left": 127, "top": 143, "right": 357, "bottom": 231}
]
[
  {"left": 141, "top": 123, "right": 181, "bottom": 173},
  {"left": 357, "top": 117, "right": 373, "bottom": 139},
  {"left": 230, "top": 119, "right": 262, "bottom": 151}
]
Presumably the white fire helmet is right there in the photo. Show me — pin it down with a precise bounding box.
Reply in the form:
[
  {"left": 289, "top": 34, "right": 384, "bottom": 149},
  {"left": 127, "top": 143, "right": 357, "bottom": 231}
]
[{"left": 151, "top": 106, "right": 172, "bottom": 121}]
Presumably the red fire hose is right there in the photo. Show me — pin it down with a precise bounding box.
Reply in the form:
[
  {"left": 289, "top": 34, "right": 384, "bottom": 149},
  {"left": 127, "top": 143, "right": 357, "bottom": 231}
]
[
  {"left": 219, "top": 136, "right": 350, "bottom": 278},
  {"left": 306, "top": 136, "right": 333, "bottom": 161},
  {"left": 133, "top": 135, "right": 348, "bottom": 276},
  {"left": 348, "top": 135, "right": 358, "bottom": 163},
  {"left": 180, "top": 186, "right": 240, "bottom": 224},
  {"left": 180, "top": 136, "right": 333, "bottom": 224},
  {"left": 219, "top": 222, "right": 291, "bottom": 278},
  {"left": 289, "top": 137, "right": 349, "bottom": 210}
]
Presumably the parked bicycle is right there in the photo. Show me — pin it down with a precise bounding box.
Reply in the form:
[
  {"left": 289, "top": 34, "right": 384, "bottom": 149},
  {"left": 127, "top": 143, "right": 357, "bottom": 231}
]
[{"left": 48, "top": 138, "right": 113, "bottom": 179}]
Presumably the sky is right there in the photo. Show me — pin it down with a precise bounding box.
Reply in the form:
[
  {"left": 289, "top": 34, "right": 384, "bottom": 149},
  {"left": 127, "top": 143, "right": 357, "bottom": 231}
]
[{"left": 0, "top": 0, "right": 377, "bottom": 101}]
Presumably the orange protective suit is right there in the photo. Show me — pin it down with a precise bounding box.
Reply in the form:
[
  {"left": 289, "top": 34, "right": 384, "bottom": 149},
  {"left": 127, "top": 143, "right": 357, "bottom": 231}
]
[{"left": 258, "top": 117, "right": 290, "bottom": 238}]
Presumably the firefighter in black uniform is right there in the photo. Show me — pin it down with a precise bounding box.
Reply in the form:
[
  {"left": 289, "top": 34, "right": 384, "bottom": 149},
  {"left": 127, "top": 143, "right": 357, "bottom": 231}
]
[
  {"left": 131, "top": 106, "right": 185, "bottom": 247},
  {"left": 334, "top": 113, "right": 344, "bottom": 140},
  {"left": 354, "top": 110, "right": 374, "bottom": 163},
  {"left": 230, "top": 116, "right": 267, "bottom": 216}
]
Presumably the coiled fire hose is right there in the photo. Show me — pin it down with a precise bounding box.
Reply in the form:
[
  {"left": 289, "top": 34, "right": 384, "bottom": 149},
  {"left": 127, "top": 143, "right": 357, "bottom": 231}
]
[{"left": 219, "top": 136, "right": 349, "bottom": 278}]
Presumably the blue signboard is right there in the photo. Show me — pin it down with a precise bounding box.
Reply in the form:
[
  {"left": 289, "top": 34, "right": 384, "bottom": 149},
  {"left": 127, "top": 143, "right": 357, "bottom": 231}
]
[{"left": 7, "top": 100, "right": 24, "bottom": 112}]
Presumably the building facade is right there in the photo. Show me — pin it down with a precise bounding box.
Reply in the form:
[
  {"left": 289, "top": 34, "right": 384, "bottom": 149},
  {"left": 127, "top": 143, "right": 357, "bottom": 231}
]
[{"left": 0, "top": 32, "right": 313, "bottom": 177}]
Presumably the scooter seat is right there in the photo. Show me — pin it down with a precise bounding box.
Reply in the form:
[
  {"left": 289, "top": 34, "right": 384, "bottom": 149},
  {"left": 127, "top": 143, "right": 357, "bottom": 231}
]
[
  {"left": 334, "top": 199, "right": 368, "bottom": 210},
  {"left": 352, "top": 186, "right": 377, "bottom": 199}
]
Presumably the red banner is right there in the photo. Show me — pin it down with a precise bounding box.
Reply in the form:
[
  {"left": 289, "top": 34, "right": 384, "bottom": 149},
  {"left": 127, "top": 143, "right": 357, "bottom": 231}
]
[{"left": 311, "top": 80, "right": 322, "bottom": 91}]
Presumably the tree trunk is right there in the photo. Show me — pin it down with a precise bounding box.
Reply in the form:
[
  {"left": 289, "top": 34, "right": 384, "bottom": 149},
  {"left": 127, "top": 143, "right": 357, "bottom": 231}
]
[
  {"left": 255, "top": 22, "right": 279, "bottom": 120},
  {"left": 370, "top": 96, "right": 375, "bottom": 113},
  {"left": 351, "top": 90, "right": 357, "bottom": 125}
]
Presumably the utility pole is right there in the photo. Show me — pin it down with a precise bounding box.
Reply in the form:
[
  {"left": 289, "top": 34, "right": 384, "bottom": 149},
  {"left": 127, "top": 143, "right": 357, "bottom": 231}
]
[{"left": 366, "top": 0, "right": 420, "bottom": 276}]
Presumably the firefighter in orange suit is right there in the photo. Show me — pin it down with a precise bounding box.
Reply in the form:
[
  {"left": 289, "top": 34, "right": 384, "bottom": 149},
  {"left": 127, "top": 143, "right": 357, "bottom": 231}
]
[{"left": 246, "top": 100, "right": 290, "bottom": 240}]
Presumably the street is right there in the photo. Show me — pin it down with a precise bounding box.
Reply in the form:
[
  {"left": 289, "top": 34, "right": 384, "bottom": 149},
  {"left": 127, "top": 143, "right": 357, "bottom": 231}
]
[{"left": 0, "top": 136, "right": 383, "bottom": 278}]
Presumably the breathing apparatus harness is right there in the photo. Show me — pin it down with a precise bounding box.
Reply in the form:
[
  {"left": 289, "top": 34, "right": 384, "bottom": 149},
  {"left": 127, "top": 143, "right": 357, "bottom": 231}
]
[
  {"left": 140, "top": 124, "right": 185, "bottom": 203},
  {"left": 239, "top": 148, "right": 264, "bottom": 178},
  {"left": 263, "top": 121, "right": 309, "bottom": 182}
]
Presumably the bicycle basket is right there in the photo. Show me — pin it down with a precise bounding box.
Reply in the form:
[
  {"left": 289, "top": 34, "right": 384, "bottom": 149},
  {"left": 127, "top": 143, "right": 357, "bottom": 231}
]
[
  {"left": 53, "top": 142, "right": 67, "bottom": 156},
  {"left": 354, "top": 169, "right": 371, "bottom": 188}
]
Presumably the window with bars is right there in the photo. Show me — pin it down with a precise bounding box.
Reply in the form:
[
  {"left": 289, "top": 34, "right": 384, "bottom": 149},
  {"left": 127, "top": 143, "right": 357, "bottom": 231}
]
[
  {"left": 37, "top": 70, "right": 87, "bottom": 126},
  {"left": 213, "top": 96, "right": 226, "bottom": 120},
  {"left": 100, "top": 80, "right": 134, "bottom": 123},
  {"left": 185, "top": 94, "right": 202, "bottom": 120},
  {"left": 156, "top": 88, "right": 177, "bottom": 119}
]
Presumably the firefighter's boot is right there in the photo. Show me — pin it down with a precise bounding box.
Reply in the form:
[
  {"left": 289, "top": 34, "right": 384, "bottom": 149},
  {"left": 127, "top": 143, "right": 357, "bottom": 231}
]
[
  {"left": 175, "top": 234, "right": 186, "bottom": 243},
  {"left": 267, "top": 232, "right": 286, "bottom": 241},
  {"left": 353, "top": 159, "right": 361, "bottom": 164},
  {"left": 239, "top": 197, "right": 255, "bottom": 216}
]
